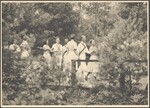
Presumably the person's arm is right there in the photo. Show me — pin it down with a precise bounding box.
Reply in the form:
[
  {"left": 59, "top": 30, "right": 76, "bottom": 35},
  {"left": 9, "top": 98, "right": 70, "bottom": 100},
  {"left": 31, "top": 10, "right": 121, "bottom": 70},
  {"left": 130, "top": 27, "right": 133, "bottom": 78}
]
[
  {"left": 77, "top": 43, "right": 86, "bottom": 59},
  {"left": 51, "top": 44, "right": 55, "bottom": 52},
  {"left": 47, "top": 45, "right": 51, "bottom": 51},
  {"left": 62, "top": 46, "right": 67, "bottom": 54},
  {"left": 74, "top": 42, "right": 78, "bottom": 55},
  {"left": 43, "top": 45, "right": 50, "bottom": 51},
  {"left": 89, "top": 47, "right": 97, "bottom": 55},
  {"left": 76, "top": 43, "right": 82, "bottom": 55},
  {"left": 85, "top": 46, "right": 90, "bottom": 54}
]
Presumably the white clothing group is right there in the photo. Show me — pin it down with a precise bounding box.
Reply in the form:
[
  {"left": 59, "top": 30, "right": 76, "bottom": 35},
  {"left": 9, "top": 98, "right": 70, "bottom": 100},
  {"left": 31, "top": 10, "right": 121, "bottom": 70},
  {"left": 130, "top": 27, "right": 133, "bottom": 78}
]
[
  {"left": 9, "top": 40, "right": 31, "bottom": 59},
  {"left": 9, "top": 38, "right": 99, "bottom": 87}
]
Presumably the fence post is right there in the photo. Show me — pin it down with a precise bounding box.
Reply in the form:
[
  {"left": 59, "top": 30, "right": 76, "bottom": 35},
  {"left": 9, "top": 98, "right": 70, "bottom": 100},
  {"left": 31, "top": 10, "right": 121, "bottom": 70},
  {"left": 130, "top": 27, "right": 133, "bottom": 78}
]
[
  {"left": 119, "top": 72, "right": 125, "bottom": 94},
  {"left": 129, "top": 68, "right": 132, "bottom": 95},
  {"left": 71, "top": 60, "right": 77, "bottom": 87}
]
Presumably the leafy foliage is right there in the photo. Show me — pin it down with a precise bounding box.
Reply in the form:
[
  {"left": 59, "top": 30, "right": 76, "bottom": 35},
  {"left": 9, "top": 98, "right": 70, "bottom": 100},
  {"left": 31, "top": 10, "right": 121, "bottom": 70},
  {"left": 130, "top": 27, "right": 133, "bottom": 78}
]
[{"left": 2, "top": 2, "right": 148, "bottom": 105}]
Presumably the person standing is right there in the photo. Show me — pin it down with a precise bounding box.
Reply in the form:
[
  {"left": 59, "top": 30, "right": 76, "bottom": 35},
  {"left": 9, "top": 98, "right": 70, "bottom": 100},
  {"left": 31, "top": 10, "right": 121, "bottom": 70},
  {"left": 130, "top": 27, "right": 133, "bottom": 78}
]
[
  {"left": 65, "top": 34, "right": 78, "bottom": 72},
  {"left": 76, "top": 35, "right": 90, "bottom": 85},
  {"left": 9, "top": 39, "right": 21, "bottom": 53},
  {"left": 84, "top": 39, "right": 99, "bottom": 88},
  {"left": 43, "top": 40, "right": 52, "bottom": 64},
  {"left": 86, "top": 39, "right": 99, "bottom": 72},
  {"left": 62, "top": 34, "right": 78, "bottom": 86},
  {"left": 51, "top": 37, "right": 63, "bottom": 68},
  {"left": 20, "top": 36, "right": 31, "bottom": 59},
  {"left": 61, "top": 38, "right": 69, "bottom": 71},
  {"left": 61, "top": 38, "right": 69, "bottom": 85}
]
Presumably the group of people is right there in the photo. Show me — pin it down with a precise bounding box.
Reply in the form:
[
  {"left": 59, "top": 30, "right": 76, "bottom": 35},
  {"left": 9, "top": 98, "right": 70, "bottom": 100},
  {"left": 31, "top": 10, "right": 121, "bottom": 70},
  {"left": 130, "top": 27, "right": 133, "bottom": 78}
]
[
  {"left": 9, "top": 34, "right": 99, "bottom": 87},
  {"left": 9, "top": 36, "right": 31, "bottom": 59}
]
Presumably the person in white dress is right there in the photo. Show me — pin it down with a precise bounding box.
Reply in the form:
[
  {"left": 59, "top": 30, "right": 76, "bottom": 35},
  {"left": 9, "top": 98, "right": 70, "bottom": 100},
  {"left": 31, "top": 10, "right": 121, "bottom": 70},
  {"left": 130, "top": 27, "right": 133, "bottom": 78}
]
[
  {"left": 61, "top": 38, "right": 69, "bottom": 70},
  {"left": 86, "top": 39, "right": 99, "bottom": 73},
  {"left": 61, "top": 38, "right": 69, "bottom": 85},
  {"left": 76, "top": 35, "right": 90, "bottom": 85},
  {"left": 43, "top": 40, "right": 52, "bottom": 64},
  {"left": 83, "top": 39, "right": 99, "bottom": 88},
  {"left": 9, "top": 39, "right": 21, "bottom": 53},
  {"left": 20, "top": 36, "right": 30, "bottom": 59},
  {"left": 65, "top": 34, "right": 78, "bottom": 72},
  {"left": 51, "top": 37, "right": 63, "bottom": 68},
  {"left": 62, "top": 35, "right": 78, "bottom": 86}
]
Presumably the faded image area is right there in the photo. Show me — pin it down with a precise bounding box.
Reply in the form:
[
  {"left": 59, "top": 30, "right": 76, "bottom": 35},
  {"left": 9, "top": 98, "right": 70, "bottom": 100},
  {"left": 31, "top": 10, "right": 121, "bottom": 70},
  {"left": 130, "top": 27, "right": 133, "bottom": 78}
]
[{"left": 1, "top": 1, "right": 148, "bottom": 106}]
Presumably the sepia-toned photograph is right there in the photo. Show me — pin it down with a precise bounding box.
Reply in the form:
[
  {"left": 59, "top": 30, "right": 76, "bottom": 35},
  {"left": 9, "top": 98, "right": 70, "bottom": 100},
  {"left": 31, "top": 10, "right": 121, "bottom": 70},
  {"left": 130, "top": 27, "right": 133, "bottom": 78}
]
[{"left": 1, "top": 0, "right": 149, "bottom": 107}]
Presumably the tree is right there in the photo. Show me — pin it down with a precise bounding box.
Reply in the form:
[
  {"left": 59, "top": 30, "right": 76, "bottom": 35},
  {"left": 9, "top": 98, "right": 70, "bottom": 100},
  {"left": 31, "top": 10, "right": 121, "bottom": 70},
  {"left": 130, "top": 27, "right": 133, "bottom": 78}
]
[{"left": 2, "top": 3, "right": 80, "bottom": 55}]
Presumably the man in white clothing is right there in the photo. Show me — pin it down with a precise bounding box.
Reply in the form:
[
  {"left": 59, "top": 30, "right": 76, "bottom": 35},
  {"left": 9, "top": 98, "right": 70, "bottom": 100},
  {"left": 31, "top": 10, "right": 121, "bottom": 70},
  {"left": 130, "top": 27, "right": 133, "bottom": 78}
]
[{"left": 76, "top": 35, "right": 90, "bottom": 85}]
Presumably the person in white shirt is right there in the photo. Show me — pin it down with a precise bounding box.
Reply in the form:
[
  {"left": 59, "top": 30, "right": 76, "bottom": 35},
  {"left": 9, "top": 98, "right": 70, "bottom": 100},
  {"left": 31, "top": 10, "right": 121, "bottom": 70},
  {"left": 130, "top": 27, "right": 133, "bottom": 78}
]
[
  {"left": 43, "top": 40, "right": 52, "bottom": 64},
  {"left": 84, "top": 39, "right": 99, "bottom": 88},
  {"left": 20, "top": 36, "right": 30, "bottom": 59},
  {"left": 61, "top": 38, "right": 69, "bottom": 85},
  {"left": 51, "top": 37, "right": 63, "bottom": 68},
  {"left": 61, "top": 38, "right": 69, "bottom": 70},
  {"left": 76, "top": 35, "right": 90, "bottom": 85},
  {"left": 9, "top": 39, "right": 21, "bottom": 53}
]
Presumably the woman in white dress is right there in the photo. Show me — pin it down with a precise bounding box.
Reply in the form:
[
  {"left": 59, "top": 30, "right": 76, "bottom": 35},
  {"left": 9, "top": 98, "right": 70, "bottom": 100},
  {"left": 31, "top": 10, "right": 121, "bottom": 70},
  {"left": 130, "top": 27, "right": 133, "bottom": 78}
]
[
  {"left": 20, "top": 36, "right": 30, "bottom": 59},
  {"left": 86, "top": 39, "right": 99, "bottom": 73},
  {"left": 43, "top": 40, "right": 51, "bottom": 64},
  {"left": 65, "top": 34, "right": 78, "bottom": 72},
  {"left": 61, "top": 38, "right": 68, "bottom": 71},
  {"left": 51, "top": 37, "right": 63, "bottom": 68},
  {"left": 84, "top": 39, "right": 99, "bottom": 88},
  {"left": 62, "top": 35, "right": 78, "bottom": 86}
]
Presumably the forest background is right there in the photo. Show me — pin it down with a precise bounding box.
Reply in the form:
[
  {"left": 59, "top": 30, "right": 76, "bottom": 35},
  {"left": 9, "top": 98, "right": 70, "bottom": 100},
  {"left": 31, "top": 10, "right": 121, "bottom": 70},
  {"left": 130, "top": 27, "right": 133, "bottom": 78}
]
[{"left": 2, "top": 2, "right": 148, "bottom": 105}]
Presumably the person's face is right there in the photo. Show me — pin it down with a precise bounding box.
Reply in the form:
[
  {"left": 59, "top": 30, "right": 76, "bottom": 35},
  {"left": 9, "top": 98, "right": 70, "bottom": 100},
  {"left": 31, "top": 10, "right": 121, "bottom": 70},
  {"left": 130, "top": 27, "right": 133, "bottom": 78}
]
[
  {"left": 82, "top": 37, "right": 86, "bottom": 42},
  {"left": 14, "top": 40, "right": 17, "bottom": 44},
  {"left": 91, "top": 40, "right": 95, "bottom": 45},
  {"left": 56, "top": 38, "right": 60, "bottom": 43},
  {"left": 30, "top": 34, "right": 34, "bottom": 38},
  {"left": 64, "top": 39, "right": 68, "bottom": 44}
]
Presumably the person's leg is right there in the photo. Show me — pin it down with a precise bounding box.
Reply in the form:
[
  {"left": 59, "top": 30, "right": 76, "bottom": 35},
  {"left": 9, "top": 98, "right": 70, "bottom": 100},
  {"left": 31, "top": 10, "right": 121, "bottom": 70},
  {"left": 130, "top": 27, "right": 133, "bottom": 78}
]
[{"left": 76, "top": 66, "right": 82, "bottom": 84}]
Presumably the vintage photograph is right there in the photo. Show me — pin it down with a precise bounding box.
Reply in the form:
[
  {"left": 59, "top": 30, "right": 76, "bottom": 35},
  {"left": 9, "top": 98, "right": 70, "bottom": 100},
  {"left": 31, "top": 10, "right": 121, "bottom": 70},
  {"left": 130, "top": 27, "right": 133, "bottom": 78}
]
[{"left": 1, "top": 0, "right": 149, "bottom": 107}]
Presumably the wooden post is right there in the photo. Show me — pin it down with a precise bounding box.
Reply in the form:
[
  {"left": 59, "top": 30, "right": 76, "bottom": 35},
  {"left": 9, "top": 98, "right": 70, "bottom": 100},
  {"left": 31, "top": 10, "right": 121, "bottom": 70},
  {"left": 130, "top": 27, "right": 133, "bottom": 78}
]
[
  {"left": 71, "top": 60, "right": 77, "bottom": 87},
  {"left": 119, "top": 72, "right": 125, "bottom": 94},
  {"left": 78, "top": 60, "right": 80, "bottom": 68},
  {"left": 129, "top": 68, "right": 132, "bottom": 95}
]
